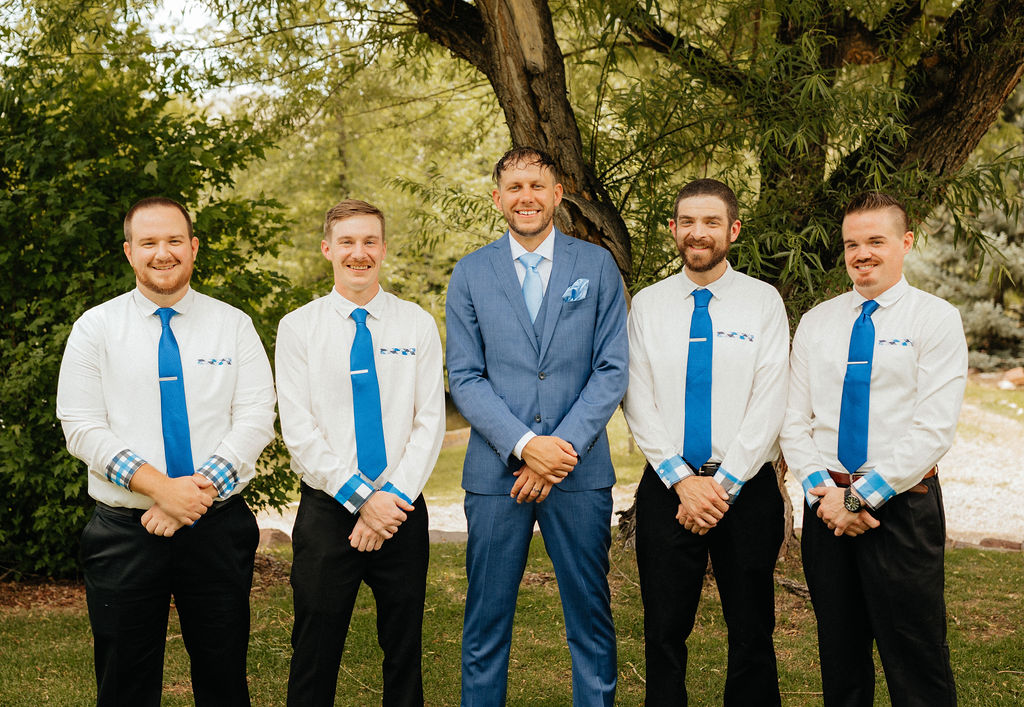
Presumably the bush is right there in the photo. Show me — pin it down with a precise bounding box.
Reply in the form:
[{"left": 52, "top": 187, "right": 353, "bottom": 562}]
[{"left": 0, "top": 37, "right": 296, "bottom": 577}]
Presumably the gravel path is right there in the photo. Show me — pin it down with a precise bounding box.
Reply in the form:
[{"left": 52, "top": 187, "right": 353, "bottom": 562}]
[{"left": 258, "top": 402, "right": 1023, "bottom": 545}]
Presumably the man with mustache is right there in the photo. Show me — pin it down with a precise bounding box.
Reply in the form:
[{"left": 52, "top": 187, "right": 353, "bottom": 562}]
[
  {"left": 276, "top": 199, "right": 445, "bottom": 706},
  {"left": 57, "top": 196, "right": 277, "bottom": 706},
  {"left": 623, "top": 179, "right": 790, "bottom": 705},
  {"left": 780, "top": 192, "right": 966, "bottom": 706}
]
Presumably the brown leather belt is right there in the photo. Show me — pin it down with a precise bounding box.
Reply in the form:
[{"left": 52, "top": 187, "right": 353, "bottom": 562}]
[{"left": 828, "top": 466, "right": 937, "bottom": 488}]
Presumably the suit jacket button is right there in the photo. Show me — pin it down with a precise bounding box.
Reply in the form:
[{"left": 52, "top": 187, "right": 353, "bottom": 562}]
[
  {"left": 538, "top": 372, "right": 546, "bottom": 380},
  {"left": 534, "top": 414, "right": 542, "bottom": 423}
]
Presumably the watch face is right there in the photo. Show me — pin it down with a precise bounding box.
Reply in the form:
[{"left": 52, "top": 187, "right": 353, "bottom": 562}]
[{"left": 844, "top": 490, "right": 862, "bottom": 513}]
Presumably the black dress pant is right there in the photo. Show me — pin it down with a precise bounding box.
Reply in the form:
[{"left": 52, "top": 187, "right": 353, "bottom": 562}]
[
  {"left": 80, "top": 495, "right": 259, "bottom": 707},
  {"left": 802, "top": 475, "right": 957, "bottom": 707},
  {"left": 635, "top": 463, "right": 784, "bottom": 706},
  {"left": 287, "top": 483, "right": 429, "bottom": 707}
]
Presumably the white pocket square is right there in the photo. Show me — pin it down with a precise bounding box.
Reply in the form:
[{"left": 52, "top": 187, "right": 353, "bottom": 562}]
[{"left": 562, "top": 278, "right": 589, "bottom": 302}]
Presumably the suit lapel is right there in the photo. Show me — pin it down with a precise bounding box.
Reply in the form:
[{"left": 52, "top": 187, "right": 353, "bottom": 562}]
[
  {"left": 488, "top": 234, "right": 540, "bottom": 354},
  {"left": 539, "top": 230, "right": 577, "bottom": 360}
]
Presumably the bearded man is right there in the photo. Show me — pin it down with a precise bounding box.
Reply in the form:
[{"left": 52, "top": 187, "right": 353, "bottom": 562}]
[{"left": 622, "top": 178, "right": 790, "bottom": 705}]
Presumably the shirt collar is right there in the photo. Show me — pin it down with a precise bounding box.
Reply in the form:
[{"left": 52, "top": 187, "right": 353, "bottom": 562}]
[
  {"left": 133, "top": 286, "right": 195, "bottom": 318},
  {"left": 850, "top": 275, "right": 909, "bottom": 311},
  {"left": 328, "top": 286, "right": 386, "bottom": 321},
  {"left": 508, "top": 227, "right": 556, "bottom": 263},
  {"left": 680, "top": 262, "right": 735, "bottom": 300}
]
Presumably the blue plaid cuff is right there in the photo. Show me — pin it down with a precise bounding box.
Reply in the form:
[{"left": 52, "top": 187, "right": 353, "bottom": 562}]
[
  {"left": 852, "top": 471, "right": 896, "bottom": 509},
  {"left": 657, "top": 455, "right": 692, "bottom": 488},
  {"left": 196, "top": 455, "right": 238, "bottom": 498},
  {"left": 381, "top": 481, "right": 413, "bottom": 506},
  {"left": 105, "top": 450, "right": 146, "bottom": 489},
  {"left": 334, "top": 474, "right": 376, "bottom": 514},
  {"left": 712, "top": 467, "right": 744, "bottom": 504},
  {"left": 802, "top": 470, "right": 836, "bottom": 507}
]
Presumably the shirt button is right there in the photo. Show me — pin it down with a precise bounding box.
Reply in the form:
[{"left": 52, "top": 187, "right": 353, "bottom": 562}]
[
  {"left": 534, "top": 414, "right": 542, "bottom": 423},
  {"left": 538, "top": 372, "right": 546, "bottom": 380}
]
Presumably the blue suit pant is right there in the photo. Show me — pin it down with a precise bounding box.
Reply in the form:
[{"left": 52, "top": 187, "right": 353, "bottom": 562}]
[{"left": 461, "top": 487, "right": 617, "bottom": 706}]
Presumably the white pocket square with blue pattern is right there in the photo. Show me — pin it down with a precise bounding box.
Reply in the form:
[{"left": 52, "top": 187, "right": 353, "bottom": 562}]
[{"left": 562, "top": 278, "right": 589, "bottom": 302}]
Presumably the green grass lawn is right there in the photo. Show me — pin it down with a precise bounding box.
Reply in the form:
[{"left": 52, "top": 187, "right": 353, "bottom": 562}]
[
  {"left": 1, "top": 542, "right": 1021, "bottom": 705},
  {"left": 963, "top": 381, "right": 1024, "bottom": 424}
]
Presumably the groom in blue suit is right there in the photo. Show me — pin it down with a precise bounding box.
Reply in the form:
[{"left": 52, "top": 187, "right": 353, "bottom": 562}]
[{"left": 446, "top": 147, "right": 628, "bottom": 706}]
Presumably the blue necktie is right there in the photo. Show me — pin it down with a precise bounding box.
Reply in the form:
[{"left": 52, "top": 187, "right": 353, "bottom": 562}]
[
  {"left": 350, "top": 308, "right": 387, "bottom": 480},
  {"left": 518, "top": 252, "right": 544, "bottom": 323},
  {"left": 156, "top": 308, "right": 193, "bottom": 479},
  {"left": 683, "top": 289, "right": 713, "bottom": 471},
  {"left": 838, "top": 300, "right": 880, "bottom": 474}
]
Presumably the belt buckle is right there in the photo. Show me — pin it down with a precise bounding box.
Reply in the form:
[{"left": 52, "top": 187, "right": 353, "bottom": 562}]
[{"left": 699, "top": 462, "right": 720, "bottom": 477}]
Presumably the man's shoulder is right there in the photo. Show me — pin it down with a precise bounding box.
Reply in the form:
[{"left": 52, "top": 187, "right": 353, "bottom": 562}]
[
  {"left": 454, "top": 237, "right": 503, "bottom": 269},
  {"left": 729, "top": 268, "right": 783, "bottom": 300},
  {"left": 797, "top": 290, "right": 852, "bottom": 327},
  {"left": 904, "top": 284, "right": 959, "bottom": 317},
  {"left": 280, "top": 293, "right": 330, "bottom": 322},
  {"left": 382, "top": 291, "right": 437, "bottom": 326},
  {"left": 187, "top": 290, "right": 257, "bottom": 331},
  {"left": 77, "top": 290, "right": 134, "bottom": 322},
  {"left": 631, "top": 273, "right": 680, "bottom": 310},
  {"left": 560, "top": 231, "right": 615, "bottom": 264}
]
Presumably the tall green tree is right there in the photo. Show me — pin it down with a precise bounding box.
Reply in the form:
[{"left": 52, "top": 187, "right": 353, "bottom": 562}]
[
  {"left": 0, "top": 10, "right": 295, "bottom": 576},
  {"left": 184, "top": 0, "right": 1024, "bottom": 302}
]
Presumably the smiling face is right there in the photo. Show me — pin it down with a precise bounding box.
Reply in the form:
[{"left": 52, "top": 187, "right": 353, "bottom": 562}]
[
  {"left": 322, "top": 213, "right": 386, "bottom": 305},
  {"left": 123, "top": 204, "right": 198, "bottom": 306},
  {"left": 670, "top": 194, "right": 740, "bottom": 286},
  {"left": 842, "top": 207, "right": 913, "bottom": 299},
  {"left": 492, "top": 159, "right": 563, "bottom": 248}
]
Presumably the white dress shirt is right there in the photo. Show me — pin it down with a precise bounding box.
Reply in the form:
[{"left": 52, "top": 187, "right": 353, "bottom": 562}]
[
  {"left": 509, "top": 227, "right": 555, "bottom": 292},
  {"left": 275, "top": 288, "right": 445, "bottom": 514},
  {"left": 623, "top": 265, "right": 790, "bottom": 500},
  {"left": 57, "top": 288, "right": 278, "bottom": 508},
  {"left": 508, "top": 227, "right": 555, "bottom": 458},
  {"left": 779, "top": 276, "right": 967, "bottom": 509}
]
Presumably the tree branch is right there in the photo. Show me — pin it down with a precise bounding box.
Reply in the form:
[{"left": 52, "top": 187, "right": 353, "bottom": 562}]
[
  {"left": 623, "top": 7, "right": 752, "bottom": 99},
  {"left": 403, "top": 0, "right": 490, "bottom": 73}
]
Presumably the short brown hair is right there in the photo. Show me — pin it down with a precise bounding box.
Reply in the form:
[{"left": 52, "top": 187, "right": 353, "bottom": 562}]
[
  {"left": 323, "top": 199, "right": 386, "bottom": 241},
  {"left": 124, "top": 196, "right": 193, "bottom": 243},
  {"left": 673, "top": 179, "right": 739, "bottom": 224},
  {"left": 844, "top": 191, "right": 909, "bottom": 232},
  {"left": 492, "top": 147, "right": 559, "bottom": 185}
]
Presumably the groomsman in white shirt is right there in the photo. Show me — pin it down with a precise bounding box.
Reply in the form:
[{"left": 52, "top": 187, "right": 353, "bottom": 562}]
[
  {"left": 57, "top": 196, "right": 278, "bottom": 706},
  {"left": 623, "top": 179, "right": 790, "bottom": 706},
  {"left": 276, "top": 199, "right": 445, "bottom": 706},
  {"left": 780, "top": 192, "right": 966, "bottom": 706}
]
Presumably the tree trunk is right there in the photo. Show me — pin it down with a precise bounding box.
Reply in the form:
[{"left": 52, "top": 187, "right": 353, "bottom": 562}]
[{"left": 406, "top": 0, "right": 633, "bottom": 282}]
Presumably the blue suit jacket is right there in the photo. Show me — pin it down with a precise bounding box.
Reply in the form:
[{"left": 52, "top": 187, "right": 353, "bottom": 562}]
[{"left": 446, "top": 229, "right": 629, "bottom": 494}]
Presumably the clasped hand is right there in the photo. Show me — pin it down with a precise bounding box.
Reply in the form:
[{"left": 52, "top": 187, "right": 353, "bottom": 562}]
[
  {"left": 141, "top": 473, "right": 217, "bottom": 537},
  {"left": 673, "top": 475, "right": 730, "bottom": 535},
  {"left": 811, "top": 486, "right": 881, "bottom": 537},
  {"left": 351, "top": 491, "right": 415, "bottom": 552}
]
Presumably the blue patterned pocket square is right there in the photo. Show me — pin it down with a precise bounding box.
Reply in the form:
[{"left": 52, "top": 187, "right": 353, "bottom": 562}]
[{"left": 562, "top": 278, "right": 589, "bottom": 302}]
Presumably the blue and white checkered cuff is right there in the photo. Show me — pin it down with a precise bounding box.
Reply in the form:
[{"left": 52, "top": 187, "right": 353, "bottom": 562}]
[
  {"left": 106, "top": 450, "right": 146, "bottom": 489},
  {"left": 802, "top": 470, "right": 836, "bottom": 506},
  {"left": 381, "top": 481, "right": 413, "bottom": 506},
  {"left": 334, "top": 474, "right": 376, "bottom": 514},
  {"left": 196, "top": 455, "right": 238, "bottom": 498},
  {"left": 712, "top": 467, "right": 744, "bottom": 504},
  {"left": 852, "top": 471, "right": 895, "bottom": 510},
  {"left": 657, "top": 455, "right": 693, "bottom": 488}
]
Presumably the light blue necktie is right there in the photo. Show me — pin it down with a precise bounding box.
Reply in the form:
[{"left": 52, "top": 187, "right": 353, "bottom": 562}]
[
  {"left": 683, "top": 289, "right": 713, "bottom": 471},
  {"left": 518, "top": 252, "right": 544, "bottom": 323},
  {"left": 350, "top": 308, "right": 387, "bottom": 480},
  {"left": 156, "top": 308, "right": 193, "bottom": 478},
  {"left": 838, "top": 300, "right": 879, "bottom": 474}
]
